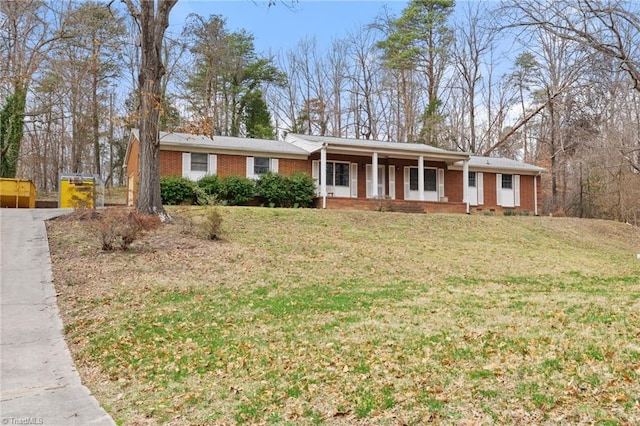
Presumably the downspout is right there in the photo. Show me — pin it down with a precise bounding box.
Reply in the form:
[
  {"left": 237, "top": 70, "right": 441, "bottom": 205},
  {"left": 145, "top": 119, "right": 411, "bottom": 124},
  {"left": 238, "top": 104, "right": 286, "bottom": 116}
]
[
  {"left": 534, "top": 172, "right": 539, "bottom": 216},
  {"left": 320, "top": 143, "right": 327, "bottom": 209}
]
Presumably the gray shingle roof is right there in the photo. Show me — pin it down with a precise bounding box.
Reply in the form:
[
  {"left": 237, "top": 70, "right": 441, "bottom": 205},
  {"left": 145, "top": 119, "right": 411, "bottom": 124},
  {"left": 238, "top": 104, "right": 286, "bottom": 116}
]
[
  {"left": 452, "top": 156, "right": 547, "bottom": 174},
  {"left": 131, "top": 129, "right": 309, "bottom": 157},
  {"left": 286, "top": 133, "right": 468, "bottom": 159}
]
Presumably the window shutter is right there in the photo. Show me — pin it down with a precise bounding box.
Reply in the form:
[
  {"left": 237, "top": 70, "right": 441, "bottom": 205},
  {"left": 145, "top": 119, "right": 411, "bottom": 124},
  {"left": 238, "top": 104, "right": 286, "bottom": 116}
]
[
  {"left": 496, "top": 173, "right": 502, "bottom": 206},
  {"left": 477, "top": 172, "right": 484, "bottom": 205},
  {"left": 437, "top": 168, "right": 445, "bottom": 198},
  {"left": 182, "top": 153, "right": 190, "bottom": 178},
  {"left": 350, "top": 163, "right": 358, "bottom": 198},
  {"left": 208, "top": 154, "right": 217, "bottom": 175},
  {"left": 403, "top": 167, "right": 410, "bottom": 200},
  {"left": 270, "top": 158, "right": 279, "bottom": 173},
  {"left": 514, "top": 174, "right": 521, "bottom": 206},
  {"left": 388, "top": 165, "right": 395, "bottom": 199},
  {"left": 312, "top": 160, "right": 320, "bottom": 196},
  {"left": 365, "top": 164, "right": 372, "bottom": 198},
  {"left": 246, "top": 157, "right": 254, "bottom": 179}
]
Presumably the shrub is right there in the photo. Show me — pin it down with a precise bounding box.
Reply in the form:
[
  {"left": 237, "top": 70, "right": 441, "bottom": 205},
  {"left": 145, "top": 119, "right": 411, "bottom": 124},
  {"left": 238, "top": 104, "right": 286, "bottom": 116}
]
[
  {"left": 256, "top": 172, "right": 316, "bottom": 208},
  {"left": 160, "top": 176, "right": 196, "bottom": 205},
  {"left": 98, "top": 209, "right": 160, "bottom": 251},
  {"left": 201, "top": 208, "right": 223, "bottom": 240},
  {"left": 220, "top": 176, "right": 255, "bottom": 205},
  {"left": 197, "top": 175, "right": 222, "bottom": 198},
  {"left": 287, "top": 172, "right": 316, "bottom": 208},
  {"left": 256, "top": 172, "right": 289, "bottom": 207}
]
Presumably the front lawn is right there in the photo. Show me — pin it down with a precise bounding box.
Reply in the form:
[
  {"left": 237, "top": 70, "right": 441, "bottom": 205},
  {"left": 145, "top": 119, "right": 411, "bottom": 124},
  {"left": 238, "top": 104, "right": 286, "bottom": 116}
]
[{"left": 47, "top": 208, "right": 640, "bottom": 425}]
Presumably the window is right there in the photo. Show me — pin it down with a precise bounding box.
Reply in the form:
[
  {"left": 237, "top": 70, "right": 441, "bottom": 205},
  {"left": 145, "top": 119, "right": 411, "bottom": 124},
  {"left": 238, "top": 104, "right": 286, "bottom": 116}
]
[
  {"left": 254, "top": 157, "right": 271, "bottom": 175},
  {"left": 409, "top": 168, "right": 437, "bottom": 191},
  {"left": 191, "top": 153, "right": 208, "bottom": 172},
  {"left": 468, "top": 172, "right": 476, "bottom": 188},
  {"left": 502, "top": 174, "right": 513, "bottom": 189},
  {"left": 321, "top": 161, "right": 350, "bottom": 187}
]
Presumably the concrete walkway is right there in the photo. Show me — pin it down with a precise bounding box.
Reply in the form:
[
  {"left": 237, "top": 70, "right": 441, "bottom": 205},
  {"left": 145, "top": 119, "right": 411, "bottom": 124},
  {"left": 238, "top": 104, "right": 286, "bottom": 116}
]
[{"left": 1, "top": 209, "right": 115, "bottom": 426}]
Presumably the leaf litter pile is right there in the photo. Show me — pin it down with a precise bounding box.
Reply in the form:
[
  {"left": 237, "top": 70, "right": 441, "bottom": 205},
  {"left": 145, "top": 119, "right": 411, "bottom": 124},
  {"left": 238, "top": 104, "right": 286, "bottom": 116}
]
[{"left": 47, "top": 207, "right": 640, "bottom": 425}]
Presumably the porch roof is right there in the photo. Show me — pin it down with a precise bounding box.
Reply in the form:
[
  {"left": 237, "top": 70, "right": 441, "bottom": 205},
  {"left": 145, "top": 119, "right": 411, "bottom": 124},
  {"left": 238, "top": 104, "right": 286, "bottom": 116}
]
[{"left": 285, "top": 134, "right": 469, "bottom": 162}]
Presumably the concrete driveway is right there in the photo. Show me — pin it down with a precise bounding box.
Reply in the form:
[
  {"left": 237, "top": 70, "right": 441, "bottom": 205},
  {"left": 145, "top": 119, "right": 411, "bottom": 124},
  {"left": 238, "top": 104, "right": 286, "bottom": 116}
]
[{"left": 0, "top": 209, "right": 114, "bottom": 426}]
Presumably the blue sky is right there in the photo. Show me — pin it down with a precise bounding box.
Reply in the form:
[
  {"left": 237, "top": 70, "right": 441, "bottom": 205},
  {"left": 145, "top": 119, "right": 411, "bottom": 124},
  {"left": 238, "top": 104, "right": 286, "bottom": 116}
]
[{"left": 169, "top": 1, "right": 409, "bottom": 54}]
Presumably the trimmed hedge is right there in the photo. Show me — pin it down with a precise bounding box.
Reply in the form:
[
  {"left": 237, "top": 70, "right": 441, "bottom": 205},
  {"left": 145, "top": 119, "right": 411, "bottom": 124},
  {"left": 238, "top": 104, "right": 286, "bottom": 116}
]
[
  {"left": 161, "top": 173, "right": 315, "bottom": 208},
  {"left": 256, "top": 172, "right": 315, "bottom": 208}
]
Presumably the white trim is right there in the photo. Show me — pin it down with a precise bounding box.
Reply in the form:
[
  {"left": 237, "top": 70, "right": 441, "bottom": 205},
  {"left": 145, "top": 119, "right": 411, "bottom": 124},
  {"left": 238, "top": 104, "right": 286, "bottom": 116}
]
[
  {"left": 312, "top": 160, "right": 320, "bottom": 196},
  {"left": 182, "top": 153, "right": 190, "bottom": 178},
  {"left": 534, "top": 175, "right": 538, "bottom": 215},
  {"left": 208, "top": 154, "right": 217, "bottom": 175},
  {"left": 320, "top": 145, "right": 327, "bottom": 208},
  {"left": 366, "top": 164, "right": 373, "bottom": 198},
  {"left": 403, "top": 167, "right": 410, "bottom": 200},
  {"left": 350, "top": 163, "right": 358, "bottom": 198},
  {"left": 388, "top": 165, "right": 395, "bottom": 199},
  {"left": 418, "top": 155, "right": 425, "bottom": 201},
  {"left": 372, "top": 152, "right": 379, "bottom": 198}
]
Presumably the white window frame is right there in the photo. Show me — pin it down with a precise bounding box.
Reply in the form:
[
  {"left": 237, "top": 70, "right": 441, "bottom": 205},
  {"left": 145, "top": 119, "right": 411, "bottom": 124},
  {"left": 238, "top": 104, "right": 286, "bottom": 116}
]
[
  {"left": 496, "top": 173, "right": 520, "bottom": 207},
  {"left": 404, "top": 166, "right": 442, "bottom": 201},
  {"left": 312, "top": 160, "right": 352, "bottom": 198},
  {"left": 246, "top": 157, "right": 279, "bottom": 179},
  {"left": 182, "top": 152, "right": 217, "bottom": 181}
]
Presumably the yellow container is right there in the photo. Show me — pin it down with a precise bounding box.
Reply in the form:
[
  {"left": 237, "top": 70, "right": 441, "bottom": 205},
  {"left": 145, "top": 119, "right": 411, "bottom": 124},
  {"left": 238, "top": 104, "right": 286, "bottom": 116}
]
[
  {"left": 0, "top": 178, "right": 36, "bottom": 208},
  {"left": 59, "top": 175, "right": 96, "bottom": 208}
]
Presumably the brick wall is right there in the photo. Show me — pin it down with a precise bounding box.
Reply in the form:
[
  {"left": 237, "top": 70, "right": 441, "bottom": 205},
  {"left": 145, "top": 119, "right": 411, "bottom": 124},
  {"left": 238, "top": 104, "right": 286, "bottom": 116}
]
[
  {"left": 160, "top": 150, "right": 310, "bottom": 178},
  {"left": 159, "top": 151, "right": 182, "bottom": 176}
]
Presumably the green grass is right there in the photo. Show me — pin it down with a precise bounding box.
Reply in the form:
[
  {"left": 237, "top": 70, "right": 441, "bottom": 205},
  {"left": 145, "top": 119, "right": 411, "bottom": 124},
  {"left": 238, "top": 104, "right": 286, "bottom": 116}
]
[{"left": 47, "top": 208, "right": 640, "bottom": 425}]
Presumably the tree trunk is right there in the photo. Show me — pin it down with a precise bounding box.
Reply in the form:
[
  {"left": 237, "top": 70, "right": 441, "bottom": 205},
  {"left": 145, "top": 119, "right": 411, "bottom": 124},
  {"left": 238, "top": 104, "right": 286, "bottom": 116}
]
[{"left": 125, "top": 0, "right": 178, "bottom": 219}]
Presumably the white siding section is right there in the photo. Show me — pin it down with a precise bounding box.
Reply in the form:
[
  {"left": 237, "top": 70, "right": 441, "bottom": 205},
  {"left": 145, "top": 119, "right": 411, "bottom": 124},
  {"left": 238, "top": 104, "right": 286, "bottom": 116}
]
[
  {"left": 350, "top": 163, "right": 358, "bottom": 198},
  {"left": 208, "top": 154, "right": 217, "bottom": 175},
  {"left": 496, "top": 173, "right": 502, "bottom": 206},
  {"left": 477, "top": 172, "right": 484, "bottom": 205},
  {"left": 366, "top": 164, "right": 373, "bottom": 198},
  {"left": 403, "top": 167, "right": 410, "bottom": 200},
  {"left": 388, "top": 166, "right": 395, "bottom": 199},
  {"left": 182, "top": 153, "right": 190, "bottom": 178},
  {"left": 246, "top": 157, "right": 254, "bottom": 179},
  {"left": 514, "top": 174, "right": 521, "bottom": 207},
  {"left": 312, "top": 160, "right": 320, "bottom": 196}
]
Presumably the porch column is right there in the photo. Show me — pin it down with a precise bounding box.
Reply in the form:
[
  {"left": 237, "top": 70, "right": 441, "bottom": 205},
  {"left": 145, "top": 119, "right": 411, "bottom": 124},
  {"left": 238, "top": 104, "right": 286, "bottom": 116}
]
[
  {"left": 462, "top": 159, "right": 469, "bottom": 213},
  {"left": 418, "top": 155, "right": 425, "bottom": 201},
  {"left": 320, "top": 143, "right": 327, "bottom": 209},
  {"left": 372, "top": 151, "right": 379, "bottom": 198}
]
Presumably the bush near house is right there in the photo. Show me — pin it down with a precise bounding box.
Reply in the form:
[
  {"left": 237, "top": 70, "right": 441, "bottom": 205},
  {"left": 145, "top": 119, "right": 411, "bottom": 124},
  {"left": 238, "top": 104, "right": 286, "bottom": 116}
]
[
  {"left": 256, "top": 172, "right": 316, "bottom": 208},
  {"left": 161, "top": 173, "right": 315, "bottom": 208},
  {"left": 160, "top": 176, "right": 196, "bottom": 205}
]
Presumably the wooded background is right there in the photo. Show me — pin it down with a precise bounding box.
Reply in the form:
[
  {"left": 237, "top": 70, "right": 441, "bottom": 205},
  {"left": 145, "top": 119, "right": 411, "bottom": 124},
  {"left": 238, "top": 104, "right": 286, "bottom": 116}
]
[{"left": 2, "top": 0, "right": 639, "bottom": 223}]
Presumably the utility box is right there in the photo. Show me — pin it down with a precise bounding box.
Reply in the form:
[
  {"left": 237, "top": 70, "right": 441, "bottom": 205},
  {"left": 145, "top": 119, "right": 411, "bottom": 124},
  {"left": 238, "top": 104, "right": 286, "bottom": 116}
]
[
  {"left": 0, "top": 178, "right": 36, "bottom": 208},
  {"left": 59, "top": 174, "right": 104, "bottom": 208}
]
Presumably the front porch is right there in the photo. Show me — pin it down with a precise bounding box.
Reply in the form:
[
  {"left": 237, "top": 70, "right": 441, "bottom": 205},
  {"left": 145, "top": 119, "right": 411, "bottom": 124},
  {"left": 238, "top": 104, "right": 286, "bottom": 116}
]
[{"left": 313, "top": 196, "right": 468, "bottom": 214}]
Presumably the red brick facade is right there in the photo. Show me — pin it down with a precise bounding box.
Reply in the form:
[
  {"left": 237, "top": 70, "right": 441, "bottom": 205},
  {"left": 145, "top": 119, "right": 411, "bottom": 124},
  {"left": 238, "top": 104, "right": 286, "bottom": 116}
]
[{"left": 126, "top": 134, "right": 544, "bottom": 214}]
